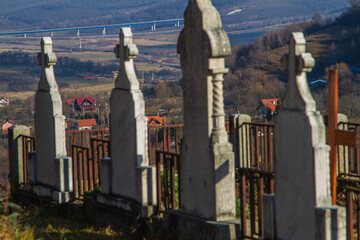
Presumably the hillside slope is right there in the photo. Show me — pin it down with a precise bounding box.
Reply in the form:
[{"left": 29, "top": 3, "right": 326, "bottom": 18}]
[
  {"left": 0, "top": 0, "right": 348, "bottom": 32},
  {"left": 225, "top": 7, "right": 360, "bottom": 118}
]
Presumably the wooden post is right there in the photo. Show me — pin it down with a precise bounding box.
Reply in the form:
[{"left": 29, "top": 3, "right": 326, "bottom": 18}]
[{"left": 328, "top": 69, "right": 338, "bottom": 206}]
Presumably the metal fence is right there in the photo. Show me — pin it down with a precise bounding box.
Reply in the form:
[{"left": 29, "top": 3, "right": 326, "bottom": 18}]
[
  {"left": 19, "top": 134, "right": 35, "bottom": 184},
  {"left": 232, "top": 122, "right": 275, "bottom": 239},
  {"left": 156, "top": 151, "right": 180, "bottom": 212},
  {"left": 66, "top": 128, "right": 110, "bottom": 153},
  {"left": 148, "top": 124, "right": 183, "bottom": 165}
]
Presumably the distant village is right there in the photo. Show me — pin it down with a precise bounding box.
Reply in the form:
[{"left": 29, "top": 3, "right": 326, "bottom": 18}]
[{"left": 0, "top": 73, "right": 328, "bottom": 136}]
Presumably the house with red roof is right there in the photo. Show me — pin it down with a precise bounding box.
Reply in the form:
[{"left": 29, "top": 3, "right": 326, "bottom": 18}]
[
  {"left": 66, "top": 99, "right": 75, "bottom": 106},
  {"left": 0, "top": 97, "right": 9, "bottom": 107},
  {"left": 258, "top": 98, "right": 279, "bottom": 116},
  {"left": 66, "top": 97, "right": 96, "bottom": 111},
  {"left": 2, "top": 120, "right": 15, "bottom": 132},
  {"left": 75, "top": 97, "right": 96, "bottom": 111},
  {"left": 76, "top": 119, "right": 98, "bottom": 130},
  {"left": 147, "top": 116, "right": 163, "bottom": 126}
]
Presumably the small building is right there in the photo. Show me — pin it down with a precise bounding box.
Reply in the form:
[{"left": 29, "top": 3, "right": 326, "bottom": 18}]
[
  {"left": 258, "top": 98, "right": 278, "bottom": 116},
  {"left": 0, "top": 97, "right": 9, "bottom": 107},
  {"left": 74, "top": 97, "right": 96, "bottom": 111},
  {"left": 76, "top": 118, "right": 98, "bottom": 130},
  {"left": 147, "top": 116, "right": 163, "bottom": 126},
  {"left": 2, "top": 120, "right": 15, "bottom": 132},
  {"left": 158, "top": 108, "right": 166, "bottom": 117},
  {"left": 66, "top": 99, "right": 75, "bottom": 106}
]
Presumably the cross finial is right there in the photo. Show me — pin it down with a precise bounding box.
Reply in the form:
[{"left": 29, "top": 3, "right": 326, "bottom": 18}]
[
  {"left": 37, "top": 37, "right": 57, "bottom": 68},
  {"left": 281, "top": 32, "right": 314, "bottom": 74},
  {"left": 113, "top": 27, "right": 140, "bottom": 90},
  {"left": 280, "top": 32, "right": 316, "bottom": 111},
  {"left": 114, "top": 27, "right": 138, "bottom": 61}
]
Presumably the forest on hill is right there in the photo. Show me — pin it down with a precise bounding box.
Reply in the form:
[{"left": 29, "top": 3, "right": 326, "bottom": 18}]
[{"left": 224, "top": 5, "right": 360, "bottom": 120}]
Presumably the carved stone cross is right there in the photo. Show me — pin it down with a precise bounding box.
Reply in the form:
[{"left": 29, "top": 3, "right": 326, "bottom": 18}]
[
  {"left": 35, "top": 37, "right": 67, "bottom": 193},
  {"left": 280, "top": 32, "right": 315, "bottom": 111},
  {"left": 37, "top": 37, "right": 57, "bottom": 68},
  {"left": 36, "top": 37, "right": 58, "bottom": 92},
  {"left": 114, "top": 27, "right": 139, "bottom": 90},
  {"left": 175, "top": 0, "right": 236, "bottom": 224}
]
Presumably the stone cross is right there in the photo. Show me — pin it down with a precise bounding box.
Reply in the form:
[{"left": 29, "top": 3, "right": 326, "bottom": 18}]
[
  {"left": 114, "top": 27, "right": 139, "bottom": 90},
  {"left": 35, "top": 37, "right": 67, "bottom": 189},
  {"left": 264, "top": 32, "right": 345, "bottom": 239},
  {"left": 177, "top": 0, "right": 235, "bottom": 222},
  {"left": 101, "top": 27, "right": 155, "bottom": 214},
  {"left": 280, "top": 32, "right": 315, "bottom": 111},
  {"left": 37, "top": 38, "right": 58, "bottom": 91}
]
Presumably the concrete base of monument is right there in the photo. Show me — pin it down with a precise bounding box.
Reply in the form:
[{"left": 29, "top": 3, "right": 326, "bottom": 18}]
[
  {"left": 84, "top": 192, "right": 157, "bottom": 228},
  {"left": 22, "top": 183, "right": 72, "bottom": 203},
  {"left": 163, "top": 210, "right": 240, "bottom": 240}
]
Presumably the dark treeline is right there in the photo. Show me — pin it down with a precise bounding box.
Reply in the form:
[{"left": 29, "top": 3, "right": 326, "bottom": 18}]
[
  {"left": 0, "top": 51, "right": 118, "bottom": 75},
  {"left": 228, "top": 13, "right": 331, "bottom": 71}
]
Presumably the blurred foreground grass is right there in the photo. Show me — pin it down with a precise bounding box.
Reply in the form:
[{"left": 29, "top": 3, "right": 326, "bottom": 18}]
[{"left": 0, "top": 198, "right": 162, "bottom": 240}]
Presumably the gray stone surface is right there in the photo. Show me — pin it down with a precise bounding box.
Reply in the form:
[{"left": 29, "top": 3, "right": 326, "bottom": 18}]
[
  {"left": 8, "top": 125, "right": 30, "bottom": 192},
  {"left": 263, "top": 194, "right": 275, "bottom": 239},
  {"left": 163, "top": 210, "right": 239, "bottom": 240},
  {"left": 100, "top": 158, "right": 111, "bottom": 195},
  {"left": 54, "top": 157, "right": 72, "bottom": 192},
  {"left": 229, "top": 114, "right": 251, "bottom": 168},
  {"left": 177, "top": 0, "right": 235, "bottom": 221},
  {"left": 315, "top": 206, "right": 346, "bottom": 240},
  {"left": 109, "top": 27, "right": 155, "bottom": 206},
  {"left": 35, "top": 37, "right": 67, "bottom": 187},
  {"left": 27, "top": 152, "right": 37, "bottom": 184},
  {"left": 337, "top": 113, "right": 349, "bottom": 175},
  {"left": 96, "top": 193, "right": 155, "bottom": 217},
  {"left": 268, "top": 32, "right": 345, "bottom": 239}
]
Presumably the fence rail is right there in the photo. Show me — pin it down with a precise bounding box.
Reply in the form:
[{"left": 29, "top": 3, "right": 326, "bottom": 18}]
[
  {"left": 337, "top": 122, "right": 360, "bottom": 179},
  {"left": 232, "top": 122, "right": 274, "bottom": 239},
  {"left": 19, "top": 134, "right": 35, "bottom": 184},
  {"left": 156, "top": 150, "right": 180, "bottom": 212},
  {"left": 148, "top": 124, "right": 183, "bottom": 165},
  {"left": 71, "top": 144, "right": 94, "bottom": 199},
  {"left": 66, "top": 128, "right": 110, "bottom": 154}
]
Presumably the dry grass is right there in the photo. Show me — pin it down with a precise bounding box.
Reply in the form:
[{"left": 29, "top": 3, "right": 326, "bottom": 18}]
[
  {"left": 56, "top": 51, "right": 115, "bottom": 62},
  {"left": 135, "top": 62, "right": 163, "bottom": 72},
  {"left": 0, "top": 91, "right": 35, "bottom": 101},
  {"left": 0, "top": 200, "right": 153, "bottom": 240}
]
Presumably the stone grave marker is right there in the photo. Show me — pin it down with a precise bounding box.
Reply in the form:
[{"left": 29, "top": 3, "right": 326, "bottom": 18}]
[
  {"left": 99, "top": 27, "right": 155, "bottom": 215},
  {"left": 163, "top": 1, "right": 238, "bottom": 239},
  {"left": 32, "top": 37, "right": 72, "bottom": 203},
  {"left": 263, "top": 32, "right": 346, "bottom": 240}
]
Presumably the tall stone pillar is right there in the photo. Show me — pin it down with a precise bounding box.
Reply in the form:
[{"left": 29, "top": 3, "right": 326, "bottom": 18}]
[
  {"left": 263, "top": 32, "right": 346, "bottom": 240},
  {"left": 97, "top": 27, "right": 155, "bottom": 216},
  {"left": 31, "top": 37, "right": 72, "bottom": 203},
  {"left": 8, "top": 125, "right": 30, "bottom": 194},
  {"left": 177, "top": 0, "right": 236, "bottom": 222},
  {"left": 35, "top": 37, "right": 67, "bottom": 187}
]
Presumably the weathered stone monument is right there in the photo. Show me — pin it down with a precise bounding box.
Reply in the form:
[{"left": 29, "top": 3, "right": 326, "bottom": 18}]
[
  {"left": 8, "top": 125, "right": 30, "bottom": 194},
  {"left": 24, "top": 37, "right": 72, "bottom": 203},
  {"left": 97, "top": 27, "right": 156, "bottom": 218},
  {"left": 163, "top": 0, "right": 238, "bottom": 239},
  {"left": 263, "top": 32, "right": 346, "bottom": 239},
  {"left": 229, "top": 114, "right": 251, "bottom": 169}
]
